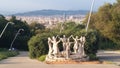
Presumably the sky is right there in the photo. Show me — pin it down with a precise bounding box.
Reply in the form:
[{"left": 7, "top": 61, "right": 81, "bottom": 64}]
[{"left": 0, "top": 0, "right": 116, "bottom": 14}]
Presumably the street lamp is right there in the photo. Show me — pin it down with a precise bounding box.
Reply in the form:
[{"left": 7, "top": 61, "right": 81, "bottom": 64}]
[
  {"left": 9, "top": 29, "right": 24, "bottom": 51},
  {"left": 86, "top": 0, "right": 95, "bottom": 32},
  {"left": 0, "top": 22, "right": 14, "bottom": 38},
  {"left": 60, "top": 13, "right": 66, "bottom": 33}
]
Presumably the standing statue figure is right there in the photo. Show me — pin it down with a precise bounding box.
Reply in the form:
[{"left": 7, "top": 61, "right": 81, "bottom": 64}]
[
  {"left": 78, "top": 36, "right": 86, "bottom": 58},
  {"left": 78, "top": 36, "right": 83, "bottom": 58},
  {"left": 51, "top": 36, "right": 61, "bottom": 58},
  {"left": 71, "top": 35, "right": 79, "bottom": 53},
  {"left": 60, "top": 35, "right": 67, "bottom": 51},
  {"left": 80, "top": 36, "right": 86, "bottom": 57},
  {"left": 47, "top": 37, "right": 53, "bottom": 58},
  {"left": 65, "top": 37, "right": 73, "bottom": 59}
]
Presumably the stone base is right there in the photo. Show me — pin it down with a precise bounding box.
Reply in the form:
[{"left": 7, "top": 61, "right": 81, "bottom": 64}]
[
  {"left": 45, "top": 60, "right": 102, "bottom": 64},
  {"left": 45, "top": 54, "right": 89, "bottom": 64},
  {"left": 70, "top": 53, "right": 89, "bottom": 62},
  {"left": 45, "top": 55, "right": 70, "bottom": 62}
]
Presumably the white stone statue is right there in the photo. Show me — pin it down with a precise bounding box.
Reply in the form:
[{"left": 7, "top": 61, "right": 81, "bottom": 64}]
[
  {"left": 51, "top": 36, "right": 61, "bottom": 58},
  {"left": 71, "top": 35, "right": 79, "bottom": 53},
  {"left": 60, "top": 35, "right": 67, "bottom": 51},
  {"left": 46, "top": 35, "right": 88, "bottom": 62},
  {"left": 65, "top": 37, "right": 73, "bottom": 59},
  {"left": 47, "top": 37, "right": 53, "bottom": 58},
  {"left": 77, "top": 36, "right": 82, "bottom": 58},
  {"left": 81, "top": 36, "right": 86, "bottom": 57},
  {"left": 78, "top": 36, "right": 86, "bottom": 58}
]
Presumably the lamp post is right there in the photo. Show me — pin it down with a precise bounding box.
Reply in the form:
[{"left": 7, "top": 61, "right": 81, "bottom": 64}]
[
  {"left": 60, "top": 13, "right": 66, "bottom": 33},
  {"left": 0, "top": 22, "right": 14, "bottom": 38},
  {"left": 86, "top": 0, "right": 95, "bottom": 32},
  {"left": 9, "top": 29, "right": 24, "bottom": 51}
]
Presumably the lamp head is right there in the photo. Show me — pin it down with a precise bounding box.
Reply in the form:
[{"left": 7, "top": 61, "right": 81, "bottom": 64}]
[
  {"left": 20, "top": 29, "right": 24, "bottom": 31},
  {"left": 8, "top": 22, "right": 14, "bottom": 25}
]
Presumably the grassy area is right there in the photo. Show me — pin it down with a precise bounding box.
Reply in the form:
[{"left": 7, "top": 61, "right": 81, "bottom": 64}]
[{"left": 0, "top": 48, "right": 19, "bottom": 61}]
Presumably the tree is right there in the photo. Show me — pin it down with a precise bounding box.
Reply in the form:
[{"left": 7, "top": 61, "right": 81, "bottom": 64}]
[
  {"left": 117, "top": 0, "right": 120, "bottom": 3},
  {"left": 29, "top": 22, "right": 45, "bottom": 35},
  {"left": 0, "top": 15, "right": 8, "bottom": 33},
  {"left": 84, "top": 0, "right": 120, "bottom": 49},
  {"left": 0, "top": 15, "right": 32, "bottom": 50}
]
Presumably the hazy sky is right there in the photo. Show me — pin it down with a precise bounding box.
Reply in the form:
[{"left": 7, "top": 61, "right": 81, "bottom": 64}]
[{"left": 0, "top": 0, "right": 116, "bottom": 14}]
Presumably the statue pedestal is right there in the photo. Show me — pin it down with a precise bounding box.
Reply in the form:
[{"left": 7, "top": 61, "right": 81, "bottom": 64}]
[
  {"left": 45, "top": 56, "right": 67, "bottom": 62},
  {"left": 70, "top": 53, "right": 89, "bottom": 61},
  {"left": 45, "top": 53, "right": 89, "bottom": 64}
]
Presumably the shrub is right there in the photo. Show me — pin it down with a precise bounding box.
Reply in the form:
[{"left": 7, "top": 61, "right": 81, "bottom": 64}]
[
  {"left": 38, "top": 55, "right": 46, "bottom": 62},
  {"left": 0, "top": 48, "right": 7, "bottom": 51},
  {"left": 84, "top": 30, "right": 99, "bottom": 55},
  {"left": 0, "top": 54, "right": 7, "bottom": 60},
  {"left": 0, "top": 50, "right": 19, "bottom": 60},
  {"left": 28, "top": 33, "right": 52, "bottom": 58},
  {"left": 88, "top": 54, "right": 98, "bottom": 61}
]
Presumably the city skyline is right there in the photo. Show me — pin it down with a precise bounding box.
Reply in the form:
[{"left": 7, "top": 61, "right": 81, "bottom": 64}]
[{"left": 0, "top": 0, "right": 116, "bottom": 15}]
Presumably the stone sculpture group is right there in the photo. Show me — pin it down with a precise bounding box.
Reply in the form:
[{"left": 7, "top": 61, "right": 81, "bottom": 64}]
[{"left": 46, "top": 35, "right": 86, "bottom": 60}]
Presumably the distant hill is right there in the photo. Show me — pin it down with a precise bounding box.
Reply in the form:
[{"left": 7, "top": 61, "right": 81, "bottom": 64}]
[
  {"left": 0, "top": 11, "right": 14, "bottom": 15},
  {"left": 12, "top": 10, "right": 89, "bottom": 16}
]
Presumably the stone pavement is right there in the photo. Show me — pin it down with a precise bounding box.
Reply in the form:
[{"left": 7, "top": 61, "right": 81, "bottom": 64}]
[{"left": 0, "top": 51, "right": 120, "bottom": 68}]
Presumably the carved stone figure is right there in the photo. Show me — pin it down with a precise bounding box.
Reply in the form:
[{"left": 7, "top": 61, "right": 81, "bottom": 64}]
[
  {"left": 60, "top": 35, "right": 67, "bottom": 51},
  {"left": 47, "top": 37, "right": 53, "bottom": 58},
  {"left": 46, "top": 35, "right": 87, "bottom": 62},
  {"left": 78, "top": 36, "right": 86, "bottom": 58},
  {"left": 51, "top": 36, "right": 61, "bottom": 58},
  {"left": 81, "top": 36, "right": 86, "bottom": 57},
  {"left": 78, "top": 36, "right": 82, "bottom": 58},
  {"left": 65, "top": 38, "right": 73, "bottom": 59},
  {"left": 71, "top": 35, "right": 79, "bottom": 53}
]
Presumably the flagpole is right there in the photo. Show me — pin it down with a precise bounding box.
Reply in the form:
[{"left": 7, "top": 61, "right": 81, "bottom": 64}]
[{"left": 86, "top": 0, "right": 95, "bottom": 32}]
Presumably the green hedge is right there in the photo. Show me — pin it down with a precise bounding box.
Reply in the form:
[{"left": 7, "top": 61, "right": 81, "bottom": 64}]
[
  {"left": 0, "top": 49, "right": 19, "bottom": 60},
  {"left": 28, "top": 33, "right": 52, "bottom": 58}
]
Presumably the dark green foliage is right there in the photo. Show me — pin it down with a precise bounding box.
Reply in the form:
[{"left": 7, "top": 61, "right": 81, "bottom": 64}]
[
  {"left": 0, "top": 15, "right": 8, "bottom": 33},
  {"left": 0, "top": 15, "right": 32, "bottom": 50},
  {"left": 88, "top": 54, "right": 98, "bottom": 61},
  {"left": 84, "top": 0, "right": 120, "bottom": 50},
  {"left": 29, "top": 22, "right": 45, "bottom": 35},
  {"left": 84, "top": 30, "right": 98, "bottom": 55},
  {"left": 28, "top": 33, "right": 52, "bottom": 58}
]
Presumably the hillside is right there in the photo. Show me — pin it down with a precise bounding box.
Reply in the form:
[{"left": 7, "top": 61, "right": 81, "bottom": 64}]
[{"left": 12, "top": 10, "right": 89, "bottom": 16}]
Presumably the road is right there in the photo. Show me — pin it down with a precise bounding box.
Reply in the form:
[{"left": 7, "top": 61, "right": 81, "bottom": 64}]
[
  {"left": 97, "top": 50, "right": 120, "bottom": 66},
  {"left": 0, "top": 51, "right": 120, "bottom": 68}
]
